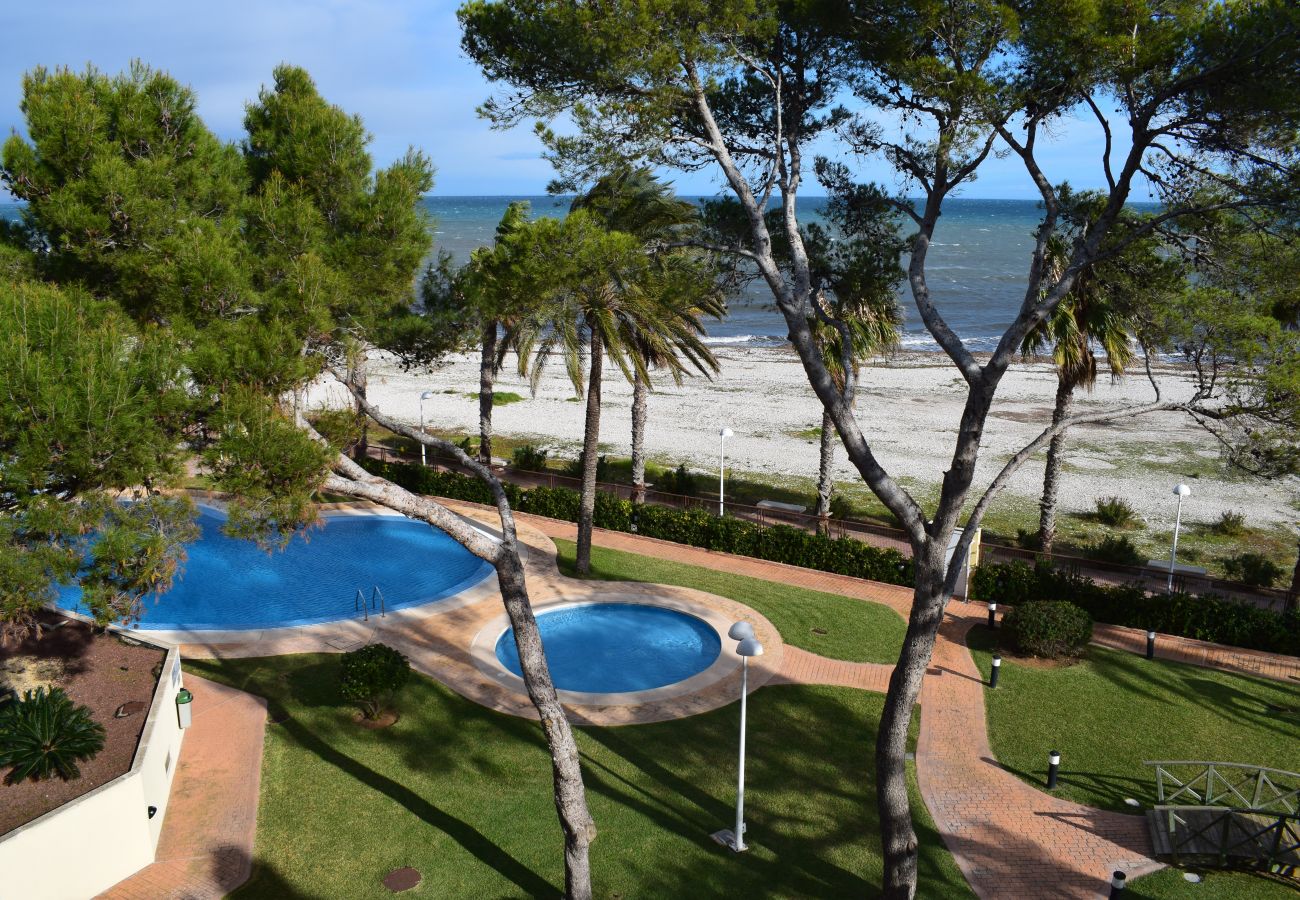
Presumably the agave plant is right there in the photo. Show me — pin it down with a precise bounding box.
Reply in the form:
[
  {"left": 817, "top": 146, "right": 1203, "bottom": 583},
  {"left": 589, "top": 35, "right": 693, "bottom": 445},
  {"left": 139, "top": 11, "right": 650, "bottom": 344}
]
[{"left": 0, "top": 687, "right": 107, "bottom": 784}]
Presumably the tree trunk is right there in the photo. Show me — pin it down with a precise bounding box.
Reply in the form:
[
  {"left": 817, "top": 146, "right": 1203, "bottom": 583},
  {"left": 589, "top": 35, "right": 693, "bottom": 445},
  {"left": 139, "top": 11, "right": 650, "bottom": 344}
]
[
  {"left": 351, "top": 356, "right": 369, "bottom": 462},
  {"left": 1037, "top": 376, "right": 1074, "bottom": 554},
  {"left": 630, "top": 370, "right": 647, "bottom": 505},
  {"left": 495, "top": 548, "right": 596, "bottom": 899},
  {"left": 1287, "top": 539, "right": 1300, "bottom": 613},
  {"left": 814, "top": 408, "right": 835, "bottom": 535},
  {"left": 878, "top": 545, "right": 949, "bottom": 900},
  {"left": 576, "top": 329, "right": 603, "bottom": 575},
  {"left": 479, "top": 320, "right": 498, "bottom": 465}
]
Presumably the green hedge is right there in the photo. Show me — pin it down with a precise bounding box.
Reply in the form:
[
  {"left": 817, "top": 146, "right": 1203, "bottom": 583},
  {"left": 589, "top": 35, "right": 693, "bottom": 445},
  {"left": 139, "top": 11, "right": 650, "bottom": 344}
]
[
  {"left": 358, "top": 457, "right": 914, "bottom": 587},
  {"left": 971, "top": 560, "right": 1300, "bottom": 657}
]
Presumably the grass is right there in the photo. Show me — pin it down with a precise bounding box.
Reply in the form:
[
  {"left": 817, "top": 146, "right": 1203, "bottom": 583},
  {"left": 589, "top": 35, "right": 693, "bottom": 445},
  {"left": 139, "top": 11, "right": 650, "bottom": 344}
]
[
  {"left": 1128, "top": 867, "right": 1300, "bottom": 898},
  {"left": 966, "top": 626, "right": 1300, "bottom": 814},
  {"left": 552, "top": 538, "right": 906, "bottom": 665},
  {"left": 463, "top": 391, "right": 526, "bottom": 406},
  {"left": 185, "top": 654, "right": 971, "bottom": 899}
]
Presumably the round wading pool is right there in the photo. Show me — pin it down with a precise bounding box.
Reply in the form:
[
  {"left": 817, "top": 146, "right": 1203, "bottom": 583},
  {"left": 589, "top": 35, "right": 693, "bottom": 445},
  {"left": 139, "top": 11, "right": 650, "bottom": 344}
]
[
  {"left": 495, "top": 602, "right": 723, "bottom": 694},
  {"left": 56, "top": 506, "right": 494, "bottom": 631}
]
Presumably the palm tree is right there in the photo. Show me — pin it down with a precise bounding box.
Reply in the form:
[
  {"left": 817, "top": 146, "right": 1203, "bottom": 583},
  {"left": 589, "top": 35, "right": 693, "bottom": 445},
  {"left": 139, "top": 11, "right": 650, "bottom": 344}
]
[
  {"left": 811, "top": 297, "right": 901, "bottom": 530},
  {"left": 1022, "top": 235, "right": 1135, "bottom": 553},
  {"left": 570, "top": 169, "right": 724, "bottom": 503},
  {"left": 508, "top": 206, "right": 717, "bottom": 574}
]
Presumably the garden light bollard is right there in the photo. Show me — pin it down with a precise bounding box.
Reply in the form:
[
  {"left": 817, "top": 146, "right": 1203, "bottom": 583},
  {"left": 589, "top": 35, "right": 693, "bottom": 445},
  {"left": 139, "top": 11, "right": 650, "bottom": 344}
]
[
  {"left": 1146, "top": 631, "right": 1156, "bottom": 661},
  {"left": 176, "top": 688, "right": 193, "bottom": 729},
  {"left": 418, "top": 390, "right": 436, "bottom": 467},
  {"left": 1166, "top": 483, "right": 1191, "bottom": 592},
  {"left": 722, "top": 621, "right": 761, "bottom": 852},
  {"left": 1108, "top": 870, "right": 1127, "bottom": 897},
  {"left": 1047, "top": 750, "right": 1060, "bottom": 790},
  {"left": 989, "top": 655, "right": 1001, "bottom": 689},
  {"left": 987, "top": 602, "right": 997, "bottom": 630}
]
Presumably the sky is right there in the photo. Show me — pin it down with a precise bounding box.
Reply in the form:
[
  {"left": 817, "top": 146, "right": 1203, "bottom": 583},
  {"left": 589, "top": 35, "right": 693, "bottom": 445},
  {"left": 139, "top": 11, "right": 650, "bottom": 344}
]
[{"left": 1, "top": 1, "right": 1147, "bottom": 200}]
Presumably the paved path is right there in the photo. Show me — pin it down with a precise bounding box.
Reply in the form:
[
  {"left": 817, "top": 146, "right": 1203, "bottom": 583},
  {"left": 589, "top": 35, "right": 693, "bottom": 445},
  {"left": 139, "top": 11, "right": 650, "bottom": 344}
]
[{"left": 100, "top": 675, "right": 266, "bottom": 900}]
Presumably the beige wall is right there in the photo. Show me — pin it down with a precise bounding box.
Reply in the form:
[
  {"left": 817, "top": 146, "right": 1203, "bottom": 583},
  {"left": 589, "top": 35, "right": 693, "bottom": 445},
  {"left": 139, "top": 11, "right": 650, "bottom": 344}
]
[{"left": 0, "top": 643, "right": 187, "bottom": 900}]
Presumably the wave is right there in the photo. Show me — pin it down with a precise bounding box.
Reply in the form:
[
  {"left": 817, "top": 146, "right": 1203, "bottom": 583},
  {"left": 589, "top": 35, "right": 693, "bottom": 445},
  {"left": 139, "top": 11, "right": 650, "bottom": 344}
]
[{"left": 702, "top": 334, "right": 786, "bottom": 346}]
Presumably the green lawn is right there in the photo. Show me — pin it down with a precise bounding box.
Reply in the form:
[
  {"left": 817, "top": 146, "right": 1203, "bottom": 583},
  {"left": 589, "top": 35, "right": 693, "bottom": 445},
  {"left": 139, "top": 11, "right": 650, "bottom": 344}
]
[
  {"left": 1129, "top": 867, "right": 1300, "bottom": 898},
  {"left": 552, "top": 538, "right": 907, "bottom": 665},
  {"left": 186, "top": 654, "right": 970, "bottom": 898},
  {"left": 966, "top": 626, "right": 1300, "bottom": 814}
]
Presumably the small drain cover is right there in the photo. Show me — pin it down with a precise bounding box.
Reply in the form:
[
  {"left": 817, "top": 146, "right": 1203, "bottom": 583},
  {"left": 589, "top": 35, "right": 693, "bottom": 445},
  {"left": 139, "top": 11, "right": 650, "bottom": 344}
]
[
  {"left": 114, "top": 701, "right": 148, "bottom": 719},
  {"left": 383, "top": 867, "right": 422, "bottom": 892}
]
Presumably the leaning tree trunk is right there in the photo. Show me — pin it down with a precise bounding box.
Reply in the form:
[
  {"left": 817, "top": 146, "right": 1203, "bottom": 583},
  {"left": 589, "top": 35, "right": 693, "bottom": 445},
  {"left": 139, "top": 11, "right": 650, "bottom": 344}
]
[
  {"left": 630, "top": 370, "right": 648, "bottom": 505},
  {"left": 351, "top": 355, "right": 369, "bottom": 462},
  {"left": 1037, "top": 376, "right": 1074, "bottom": 554},
  {"left": 814, "top": 408, "right": 836, "bottom": 535},
  {"left": 495, "top": 547, "right": 597, "bottom": 897},
  {"left": 479, "top": 320, "right": 498, "bottom": 465},
  {"left": 576, "top": 329, "right": 603, "bottom": 575},
  {"left": 877, "top": 543, "right": 949, "bottom": 900},
  {"left": 1287, "top": 540, "right": 1300, "bottom": 613}
]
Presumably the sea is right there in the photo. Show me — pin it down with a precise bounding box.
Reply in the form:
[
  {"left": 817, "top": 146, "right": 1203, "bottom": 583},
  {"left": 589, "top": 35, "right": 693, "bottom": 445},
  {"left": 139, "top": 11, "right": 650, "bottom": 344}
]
[{"left": 1, "top": 196, "right": 1125, "bottom": 353}]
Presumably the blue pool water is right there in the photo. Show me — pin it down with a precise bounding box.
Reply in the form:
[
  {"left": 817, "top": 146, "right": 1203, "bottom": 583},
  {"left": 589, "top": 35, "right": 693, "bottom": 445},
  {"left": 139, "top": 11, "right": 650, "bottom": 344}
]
[
  {"left": 495, "top": 603, "right": 722, "bottom": 694},
  {"left": 56, "top": 506, "right": 493, "bottom": 630}
]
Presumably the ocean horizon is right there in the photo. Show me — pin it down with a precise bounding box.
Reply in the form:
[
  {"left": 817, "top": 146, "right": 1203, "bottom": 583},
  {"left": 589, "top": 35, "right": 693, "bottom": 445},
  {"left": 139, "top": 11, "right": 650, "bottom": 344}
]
[{"left": 2, "top": 196, "right": 1151, "bottom": 353}]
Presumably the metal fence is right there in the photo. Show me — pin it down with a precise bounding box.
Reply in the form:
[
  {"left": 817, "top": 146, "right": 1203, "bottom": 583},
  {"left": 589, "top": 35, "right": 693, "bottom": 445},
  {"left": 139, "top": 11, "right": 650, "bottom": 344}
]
[{"left": 366, "top": 443, "right": 1291, "bottom": 609}]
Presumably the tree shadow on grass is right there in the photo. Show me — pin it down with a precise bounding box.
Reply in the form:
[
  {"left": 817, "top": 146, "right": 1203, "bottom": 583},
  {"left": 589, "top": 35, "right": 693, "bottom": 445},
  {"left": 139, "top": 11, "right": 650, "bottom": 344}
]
[
  {"left": 276, "top": 714, "right": 556, "bottom": 897},
  {"left": 989, "top": 756, "right": 1153, "bottom": 813}
]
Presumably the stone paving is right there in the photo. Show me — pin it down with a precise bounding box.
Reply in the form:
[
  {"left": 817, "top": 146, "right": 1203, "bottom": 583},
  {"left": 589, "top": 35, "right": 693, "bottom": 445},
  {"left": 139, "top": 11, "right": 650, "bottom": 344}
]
[{"left": 99, "top": 675, "right": 266, "bottom": 900}]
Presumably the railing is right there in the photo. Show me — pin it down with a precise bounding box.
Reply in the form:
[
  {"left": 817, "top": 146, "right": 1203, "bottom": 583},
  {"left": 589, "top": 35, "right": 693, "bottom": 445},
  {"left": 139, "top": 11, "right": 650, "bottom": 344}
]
[
  {"left": 354, "top": 585, "right": 386, "bottom": 622},
  {"left": 366, "top": 443, "right": 1291, "bottom": 609},
  {"left": 1145, "top": 761, "right": 1300, "bottom": 868}
]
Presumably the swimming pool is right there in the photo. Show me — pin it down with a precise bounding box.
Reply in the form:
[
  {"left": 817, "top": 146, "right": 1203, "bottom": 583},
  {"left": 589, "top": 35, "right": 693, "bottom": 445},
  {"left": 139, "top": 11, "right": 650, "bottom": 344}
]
[
  {"left": 495, "top": 602, "right": 723, "bottom": 694},
  {"left": 56, "top": 506, "right": 494, "bottom": 631}
]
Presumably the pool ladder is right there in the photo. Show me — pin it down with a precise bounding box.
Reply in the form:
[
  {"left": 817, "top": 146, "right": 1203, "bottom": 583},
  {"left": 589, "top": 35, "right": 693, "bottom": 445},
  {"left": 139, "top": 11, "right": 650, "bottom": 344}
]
[{"left": 355, "top": 586, "right": 387, "bottom": 621}]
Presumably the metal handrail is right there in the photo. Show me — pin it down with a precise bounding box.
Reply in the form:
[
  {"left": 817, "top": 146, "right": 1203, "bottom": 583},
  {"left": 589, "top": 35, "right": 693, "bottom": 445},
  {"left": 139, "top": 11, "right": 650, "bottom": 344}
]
[{"left": 354, "top": 585, "right": 387, "bottom": 621}]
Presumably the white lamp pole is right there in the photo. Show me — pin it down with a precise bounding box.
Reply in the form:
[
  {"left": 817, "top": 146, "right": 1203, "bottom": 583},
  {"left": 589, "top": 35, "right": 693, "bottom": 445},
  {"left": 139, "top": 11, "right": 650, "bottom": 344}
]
[
  {"left": 1167, "top": 483, "right": 1191, "bottom": 592},
  {"left": 418, "top": 390, "right": 436, "bottom": 467},
  {"left": 724, "top": 621, "right": 762, "bottom": 852},
  {"left": 719, "top": 427, "right": 734, "bottom": 516}
]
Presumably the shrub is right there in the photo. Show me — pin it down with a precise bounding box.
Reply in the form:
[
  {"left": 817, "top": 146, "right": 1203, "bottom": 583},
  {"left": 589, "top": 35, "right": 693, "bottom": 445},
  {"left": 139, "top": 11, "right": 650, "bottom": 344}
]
[
  {"left": 1004, "top": 600, "right": 1093, "bottom": 659},
  {"left": 1015, "top": 528, "right": 1043, "bottom": 551},
  {"left": 564, "top": 453, "right": 611, "bottom": 483},
  {"left": 1084, "top": 535, "right": 1144, "bottom": 567},
  {"left": 970, "top": 560, "right": 1300, "bottom": 657},
  {"left": 1223, "top": 552, "right": 1284, "bottom": 588},
  {"left": 0, "top": 687, "right": 106, "bottom": 784},
  {"left": 511, "top": 444, "right": 549, "bottom": 472},
  {"left": 1212, "top": 510, "right": 1247, "bottom": 536},
  {"left": 828, "top": 494, "right": 853, "bottom": 520},
  {"left": 339, "top": 644, "right": 411, "bottom": 720},
  {"left": 1094, "top": 496, "right": 1138, "bottom": 528},
  {"left": 659, "top": 463, "right": 697, "bottom": 497}
]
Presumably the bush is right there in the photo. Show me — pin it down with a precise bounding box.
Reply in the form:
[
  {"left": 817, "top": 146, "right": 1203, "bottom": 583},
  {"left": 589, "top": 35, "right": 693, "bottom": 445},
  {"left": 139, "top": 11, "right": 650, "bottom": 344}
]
[
  {"left": 0, "top": 687, "right": 106, "bottom": 784},
  {"left": 1223, "top": 552, "right": 1285, "bottom": 588},
  {"left": 565, "top": 453, "right": 611, "bottom": 483},
  {"left": 828, "top": 494, "right": 853, "bottom": 520},
  {"left": 1015, "top": 528, "right": 1043, "bottom": 551},
  {"left": 511, "top": 444, "right": 549, "bottom": 472},
  {"left": 1094, "top": 496, "right": 1138, "bottom": 528},
  {"left": 1004, "top": 600, "right": 1093, "bottom": 659},
  {"left": 1213, "top": 510, "right": 1247, "bottom": 536},
  {"left": 658, "top": 463, "right": 697, "bottom": 497},
  {"left": 970, "top": 560, "right": 1300, "bottom": 657},
  {"left": 339, "top": 644, "right": 411, "bottom": 720},
  {"left": 356, "top": 457, "right": 914, "bottom": 588},
  {"left": 1084, "top": 535, "right": 1144, "bottom": 566}
]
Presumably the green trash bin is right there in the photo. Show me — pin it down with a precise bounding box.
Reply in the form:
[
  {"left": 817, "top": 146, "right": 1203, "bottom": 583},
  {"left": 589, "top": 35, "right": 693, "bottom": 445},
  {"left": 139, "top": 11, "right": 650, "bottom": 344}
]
[{"left": 176, "top": 688, "right": 193, "bottom": 729}]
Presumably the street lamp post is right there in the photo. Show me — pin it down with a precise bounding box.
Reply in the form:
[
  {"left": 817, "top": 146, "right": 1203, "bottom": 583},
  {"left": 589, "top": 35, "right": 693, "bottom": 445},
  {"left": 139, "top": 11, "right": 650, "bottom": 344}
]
[
  {"left": 418, "top": 390, "right": 436, "bottom": 467},
  {"left": 717, "top": 620, "right": 762, "bottom": 852},
  {"left": 1167, "top": 483, "right": 1191, "bottom": 592},
  {"left": 718, "top": 427, "right": 734, "bottom": 517}
]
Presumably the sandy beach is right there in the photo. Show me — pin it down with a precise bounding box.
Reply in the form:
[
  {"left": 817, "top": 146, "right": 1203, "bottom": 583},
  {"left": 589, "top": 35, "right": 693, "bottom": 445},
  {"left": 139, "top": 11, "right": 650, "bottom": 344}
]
[{"left": 306, "top": 347, "right": 1299, "bottom": 530}]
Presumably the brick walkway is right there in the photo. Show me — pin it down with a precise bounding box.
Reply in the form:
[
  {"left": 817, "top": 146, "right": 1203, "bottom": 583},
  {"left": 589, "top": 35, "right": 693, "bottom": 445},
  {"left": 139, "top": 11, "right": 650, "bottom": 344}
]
[{"left": 99, "top": 675, "right": 266, "bottom": 900}]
